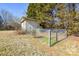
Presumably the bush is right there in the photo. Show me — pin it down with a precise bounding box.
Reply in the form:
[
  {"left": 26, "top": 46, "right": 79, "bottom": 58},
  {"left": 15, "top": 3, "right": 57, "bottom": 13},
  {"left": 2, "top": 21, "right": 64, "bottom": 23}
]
[{"left": 15, "top": 30, "right": 26, "bottom": 35}]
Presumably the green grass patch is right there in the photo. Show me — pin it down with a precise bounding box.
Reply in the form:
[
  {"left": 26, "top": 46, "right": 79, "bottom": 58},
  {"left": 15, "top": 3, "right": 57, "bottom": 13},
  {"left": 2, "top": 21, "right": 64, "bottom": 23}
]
[{"left": 41, "top": 37, "right": 56, "bottom": 45}]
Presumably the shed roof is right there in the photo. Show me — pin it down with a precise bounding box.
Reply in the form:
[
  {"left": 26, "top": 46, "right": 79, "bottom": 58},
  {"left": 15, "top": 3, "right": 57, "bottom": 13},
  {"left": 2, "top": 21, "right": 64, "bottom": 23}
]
[
  {"left": 20, "top": 17, "right": 35, "bottom": 23},
  {"left": 20, "top": 17, "right": 41, "bottom": 28},
  {"left": 20, "top": 17, "right": 29, "bottom": 23}
]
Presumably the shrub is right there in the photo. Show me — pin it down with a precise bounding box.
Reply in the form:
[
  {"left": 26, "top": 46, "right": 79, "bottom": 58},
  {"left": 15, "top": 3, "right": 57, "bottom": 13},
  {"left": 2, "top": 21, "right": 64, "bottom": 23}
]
[{"left": 15, "top": 30, "right": 26, "bottom": 35}]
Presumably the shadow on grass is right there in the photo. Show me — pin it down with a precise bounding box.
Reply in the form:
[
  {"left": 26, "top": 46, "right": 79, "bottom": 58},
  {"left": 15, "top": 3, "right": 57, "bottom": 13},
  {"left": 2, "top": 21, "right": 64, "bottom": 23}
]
[
  {"left": 51, "top": 38, "right": 67, "bottom": 47},
  {"left": 36, "top": 36, "right": 44, "bottom": 38}
]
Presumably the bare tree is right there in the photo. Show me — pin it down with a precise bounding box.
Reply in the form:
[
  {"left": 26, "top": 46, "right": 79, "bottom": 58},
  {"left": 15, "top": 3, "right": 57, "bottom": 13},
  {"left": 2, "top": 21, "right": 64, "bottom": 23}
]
[
  {"left": 0, "top": 9, "right": 20, "bottom": 30},
  {"left": 0, "top": 16, "right": 3, "bottom": 29}
]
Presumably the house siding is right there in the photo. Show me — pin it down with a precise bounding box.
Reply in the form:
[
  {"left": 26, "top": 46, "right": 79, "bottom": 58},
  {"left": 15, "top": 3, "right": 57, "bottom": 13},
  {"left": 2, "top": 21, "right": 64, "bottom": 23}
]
[
  {"left": 26, "top": 22, "right": 34, "bottom": 32},
  {"left": 21, "top": 21, "right": 27, "bottom": 31}
]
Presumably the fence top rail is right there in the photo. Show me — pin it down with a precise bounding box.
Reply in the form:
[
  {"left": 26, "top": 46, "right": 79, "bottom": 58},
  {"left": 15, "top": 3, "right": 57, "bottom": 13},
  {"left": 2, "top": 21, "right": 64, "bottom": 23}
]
[{"left": 36, "top": 28, "right": 67, "bottom": 33}]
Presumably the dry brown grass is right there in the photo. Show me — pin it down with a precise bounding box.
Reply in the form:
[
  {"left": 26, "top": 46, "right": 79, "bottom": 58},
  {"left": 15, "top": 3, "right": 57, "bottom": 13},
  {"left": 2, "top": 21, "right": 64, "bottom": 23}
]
[
  {"left": 0, "top": 31, "right": 49, "bottom": 56},
  {"left": 0, "top": 31, "right": 79, "bottom": 56}
]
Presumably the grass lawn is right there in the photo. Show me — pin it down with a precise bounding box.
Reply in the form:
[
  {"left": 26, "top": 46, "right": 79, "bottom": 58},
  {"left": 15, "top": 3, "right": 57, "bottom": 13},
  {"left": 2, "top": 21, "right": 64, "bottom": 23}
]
[
  {"left": 40, "top": 37, "right": 56, "bottom": 46},
  {"left": 0, "top": 31, "right": 79, "bottom": 56}
]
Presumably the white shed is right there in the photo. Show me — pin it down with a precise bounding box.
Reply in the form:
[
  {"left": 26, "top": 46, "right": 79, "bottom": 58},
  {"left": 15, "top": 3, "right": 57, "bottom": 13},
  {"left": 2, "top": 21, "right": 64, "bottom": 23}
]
[{"left": 20, "top": 17, "right": 41, "bottom": 34}]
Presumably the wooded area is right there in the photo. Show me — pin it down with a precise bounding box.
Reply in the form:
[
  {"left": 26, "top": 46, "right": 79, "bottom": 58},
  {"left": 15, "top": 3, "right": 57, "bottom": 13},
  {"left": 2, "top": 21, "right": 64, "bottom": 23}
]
[{"left": 26, "top": 3, "right": 79, "bottom": 35}]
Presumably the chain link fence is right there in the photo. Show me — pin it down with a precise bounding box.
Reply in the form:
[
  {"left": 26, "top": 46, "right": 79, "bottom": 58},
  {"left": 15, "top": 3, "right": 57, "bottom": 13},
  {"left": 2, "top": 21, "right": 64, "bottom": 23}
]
[{"left": 35, "top": 29, "right": 67, "bottom": 47}]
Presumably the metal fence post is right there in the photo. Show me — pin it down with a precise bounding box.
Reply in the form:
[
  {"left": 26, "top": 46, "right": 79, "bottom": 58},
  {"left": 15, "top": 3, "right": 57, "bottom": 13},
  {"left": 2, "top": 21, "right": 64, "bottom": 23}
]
[
  {"left": 48, "top": 29, "right": 51, "bottom": 47},
  {"left": 66, "top": 30, "right": 68, "bottom": 39},
  {"left": 56, "top": 31, "right": 58, "bottom": 42}
]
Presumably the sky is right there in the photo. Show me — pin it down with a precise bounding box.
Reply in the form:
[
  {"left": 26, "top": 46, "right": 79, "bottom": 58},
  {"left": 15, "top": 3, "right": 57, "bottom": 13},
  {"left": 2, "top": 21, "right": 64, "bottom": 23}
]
[
  {"left": 0, "top": 3, "right": 29, "bottom": 18},
  {"left": 0, "top": 3, "right": 79, "bottom": 19}
]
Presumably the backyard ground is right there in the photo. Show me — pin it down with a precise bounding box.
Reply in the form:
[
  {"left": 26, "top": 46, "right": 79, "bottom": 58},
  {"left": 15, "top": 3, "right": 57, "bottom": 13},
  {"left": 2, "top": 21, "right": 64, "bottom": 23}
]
[{"left": 0, "top": 31, "right": 79, "bottom": 56}]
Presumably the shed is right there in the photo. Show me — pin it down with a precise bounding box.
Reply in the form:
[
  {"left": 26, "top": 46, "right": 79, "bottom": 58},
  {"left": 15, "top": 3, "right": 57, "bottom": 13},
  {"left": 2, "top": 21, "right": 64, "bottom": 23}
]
[{"left": 20, "top": 17, "right": 41, "bottom": 33}]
